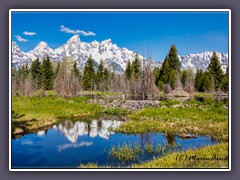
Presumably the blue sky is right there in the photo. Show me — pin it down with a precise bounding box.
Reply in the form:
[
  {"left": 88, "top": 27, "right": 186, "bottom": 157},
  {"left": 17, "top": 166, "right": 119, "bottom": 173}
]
[{"left": 12, "top": 11, "right": 229, "bottom": 62}]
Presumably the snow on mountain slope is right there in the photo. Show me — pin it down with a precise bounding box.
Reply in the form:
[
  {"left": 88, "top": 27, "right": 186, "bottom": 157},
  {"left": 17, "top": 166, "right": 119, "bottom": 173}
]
[
  {"left": 12, "top": 35, "right": 161, "bottom": 74},
  {"left": 180, "top": 51, "right": 228, "bottom": 73},
  {"left": 12, "top": 35, "right": 228, "bottom": 73},
  {"left": 12, "top": 42, "right": 31, "bottom": 67}
]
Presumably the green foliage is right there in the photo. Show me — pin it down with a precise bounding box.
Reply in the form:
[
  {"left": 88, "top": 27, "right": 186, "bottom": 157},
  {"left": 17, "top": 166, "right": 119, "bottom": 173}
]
[
  {"left": 169, "top": 69, "right": 176, "bottom": 89},
  {"left": 168, "top": 45, "right": 181, "bottom": 71},
  {"left": 41, "top": 55, "right": 54, "bottom": 90},
  {"left": 55, "top": 62, "right": 60, "bottom": 78},
  {"left": 194, "top": 69, "right": 211, "bottom": 92},
  {"left": 156, "top": 45, "right": 180, "bottom": 90},
  {"left": 221, "top": 68, "right": 228, "bottom": 92},
  {"left": 72, "top": 61, "right": 81, "bottom": 80},
  {"left": 103, "top": 67, "right": 109, "bottom": 90},
  {"left": 96, "top": 59, "right": 105, "bottom": 90},
  {"left": 125, "top": 60, "right": 132, "bottom": 80},
  {"left": 83, "top": 55, "right": 95, "bottom": 90},
  {"left": 153, "top": 67, "right": 161, "bottom": 85},
  {"left": 108, "top": 143, "right": 140, "bottom": 161},
  {"left": 116, "top": 97, "right": 228, "bottom": 141},
  {"left": 12, "top": 95, "right": 104, "bottom": 122},
  {"left": 131, "top": 54, "right": 141, "bottom": 79},
  {"left": 181, "top": 70, "right": 187, "bottom": 88},
  {"left": 207, "top": 52, "right": 224, "bottom": 90},
  {"left": 221, "top": 74, "right": 228, "bottom": 92},
  {"left": 30, "top": 58, "right": 42, "bottom": 89},
  {"left": 133, "top": 143, "right": 228, "bottom": 168}
]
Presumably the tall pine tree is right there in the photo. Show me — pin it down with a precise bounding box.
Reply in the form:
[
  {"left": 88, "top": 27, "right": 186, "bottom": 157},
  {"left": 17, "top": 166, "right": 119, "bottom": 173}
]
[
  {"left": 181, "top": 70, "right": 188, "bottom": 88},
  {"left": 82, "top": 55, "right": 95, "bottom": 91},
  {"left": 41, "top": 55, "right": 54, "bottom": 90},
  {"left": 30, "top": 58, "right": 42, "bottom": 89},
  {"left": 131, "top": 54, "right": 141, "bottom": 79},
  {"left": 168, "top": 45, "right": 181, "bottom": 71},
  {"left": 96, "top": 59, "right": 104, "bottom": 90},
  {"left": 207, "top": 52, "right": 224, "bottom": 90},
  {"left": 125, "top": 60, "right": 132, "bottom": 80}
]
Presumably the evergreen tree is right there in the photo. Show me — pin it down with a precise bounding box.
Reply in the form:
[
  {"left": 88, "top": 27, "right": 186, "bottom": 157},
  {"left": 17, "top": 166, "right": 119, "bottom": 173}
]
[
  {"left": 82, "top": 55, "right": 95, "bottom": 91},
  {"left": 194, "top": 69, "right": 203, "bottom": 92},
  {"left": 194, "top": 69, "right": 211, "bottom": 92},
  {"left": 125, "top": 60, "right": 132, "bottom": 80},
  {"left": 30, "top": 58, "right": 42, "bottom": 89},
  {"left": 221, "top": 66, "right": 228, "bottom": 92},
  {"left": 55, "top": 62, "right": 60, "bottom": 78},
  {"left": 156, "top": 45, "right": 181, "bottom": 90},
  {"left": 41, "top": 55, "right": 54, "bottom": 90},
  {"left": 202, "top": 71, "right": 211, "bottom": 92},
  {"left": 96, "top": 59, "right": 104, "bottom": 90},
  {"left": 73, "top": 61, "right": 81, "bottom": 80},
  {"left": 132, "top": 54, "right": 141, "bottom": 79},
  {"left": 153, "top": 67, "right": 160, "bottom": 85},
  {"left": 168, "top": 45, "right": 181, "bottom": 71},
  {"left": 159, "top": 57, "right": 170, "bottom": 84},
  {"left": 169, "top": 69, "right": 176, "bottom": 89},
  {"left": 103, "top": 67, "right": 110, "bottom": 91},
  {"left": 207, "top": 52, "right": 224, "bottom": 90},
  {"left": 181, "top": 70, "right": 188, "bottom": 88}
]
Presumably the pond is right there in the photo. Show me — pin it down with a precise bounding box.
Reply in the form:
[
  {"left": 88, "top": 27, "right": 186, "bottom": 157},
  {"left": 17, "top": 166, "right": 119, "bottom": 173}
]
[{"left": 12, "top": 117, "right": 219, "bottom": 168}]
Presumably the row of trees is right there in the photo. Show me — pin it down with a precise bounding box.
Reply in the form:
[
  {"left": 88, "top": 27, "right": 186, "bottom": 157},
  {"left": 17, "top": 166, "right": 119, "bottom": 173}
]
[
  {"left": 154, "top": 46, "right": 228, "bottom": 93},
  {"left": 194, "top": 53, "right": 228, "bottom": 92},
  {"left": 12, "top": 45, "right": 229, "bottom": 98}
]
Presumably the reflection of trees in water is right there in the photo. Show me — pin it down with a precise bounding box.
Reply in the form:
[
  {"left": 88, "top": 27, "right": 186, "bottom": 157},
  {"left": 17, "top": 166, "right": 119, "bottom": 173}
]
[
  {"left": 166, "top": 133, "right": 176, "bottom": 145},
  {"left": 140, "top": 132, "right": 152, "bottom": 149},
  {"left": 97, "top": 120, "right": 102, "bottom": 128}
]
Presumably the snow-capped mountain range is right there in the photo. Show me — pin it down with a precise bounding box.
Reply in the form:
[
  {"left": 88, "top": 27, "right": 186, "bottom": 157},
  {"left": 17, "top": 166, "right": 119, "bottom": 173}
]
[
  {"left": 180, "top": 51, "right": 228, "bottom": 73},
  {"left": 12, "top": 34, "right": 228, "bottom": 73}
]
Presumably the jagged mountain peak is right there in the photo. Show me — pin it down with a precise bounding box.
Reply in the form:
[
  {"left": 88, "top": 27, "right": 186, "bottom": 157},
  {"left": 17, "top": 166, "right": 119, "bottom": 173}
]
[
  {"left": 11, "top": 35, "right": 228, "bottom": 74},
  {"left": 35, "top": 41, "right": 48, "bottom": 47},
  {"left": 66, "top": 34, "right": 81, "bottom": 44},
  {"left": 180, "top": 51, "right": 228, "bottom": 73},
  {"left": 100, "top": 38, "right": 112, "bottom": 44},
  {"left": 12, "top": 41, "right": 18, "bottom": 46}
]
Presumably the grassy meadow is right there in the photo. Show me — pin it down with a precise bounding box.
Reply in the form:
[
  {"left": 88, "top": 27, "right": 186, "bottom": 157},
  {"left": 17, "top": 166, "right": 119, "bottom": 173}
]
[{"left": 12, "top": 91, "right": 229, "bottom": 168}]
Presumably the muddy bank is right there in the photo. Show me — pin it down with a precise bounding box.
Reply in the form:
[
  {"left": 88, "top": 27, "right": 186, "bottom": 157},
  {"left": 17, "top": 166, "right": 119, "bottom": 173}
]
[{"left": 12, "top": 119, "right": 56, "bottom": 138}]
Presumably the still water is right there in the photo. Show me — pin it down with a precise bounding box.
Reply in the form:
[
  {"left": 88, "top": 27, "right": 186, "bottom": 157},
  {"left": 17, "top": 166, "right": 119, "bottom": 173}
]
[{"left": 12, "top": 118, "right": 218, "bottom": 168}]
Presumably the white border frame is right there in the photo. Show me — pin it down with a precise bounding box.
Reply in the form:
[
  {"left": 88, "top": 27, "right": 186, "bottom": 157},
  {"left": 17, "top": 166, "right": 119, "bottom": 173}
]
[{"left": 9, "top": 9, "right": 231, "bottom": 172}]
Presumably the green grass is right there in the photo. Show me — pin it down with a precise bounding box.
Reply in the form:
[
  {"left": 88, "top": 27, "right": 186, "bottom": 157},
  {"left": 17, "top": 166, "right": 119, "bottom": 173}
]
[
  {"left": 108, "top": 143, "right": 141, "bottom": 162},
  {"left": 13, "top": 95, "right": 103, "bottom": 120},
  {"left": 115, "top": 99, "right": 228, "bottom": 141},
  {"left": 79, "top": 143, "right": 228, "bottom": 168},
  {"left": 133, "top": 142, "right": 228, "bottom": 168},
  {"left": 12, "top": 95, "right": 104, "bottom": 134}
]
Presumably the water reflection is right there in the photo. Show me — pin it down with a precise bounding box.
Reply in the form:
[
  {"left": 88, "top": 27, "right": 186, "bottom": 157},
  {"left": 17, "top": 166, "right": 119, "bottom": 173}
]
[
  {"left": 12, "top": 118, "right": 218, "bottom": 168},
  {"left": 166, "top": 133, "right": 176, "bottom": 145},
  {"left": 56, "top": 119, "right": 124, "bottom": 143}
]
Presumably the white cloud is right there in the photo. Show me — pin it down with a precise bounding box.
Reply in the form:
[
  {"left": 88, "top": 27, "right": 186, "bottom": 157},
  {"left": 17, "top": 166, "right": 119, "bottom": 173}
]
[
  {"left": 58, "top": 141, "right": 93, "bottom": 152},
  {"left": 21, "top": 140, "right": 33, "bottom": 145},
  {"left": 60, "top": 25, "right": 96, "bottom": 36},
  {"left": 14, "top": 35, "right": 28, "bottom": 42},
  {"left": 23, "top": 31, "right": 36, "bottom": 36}
]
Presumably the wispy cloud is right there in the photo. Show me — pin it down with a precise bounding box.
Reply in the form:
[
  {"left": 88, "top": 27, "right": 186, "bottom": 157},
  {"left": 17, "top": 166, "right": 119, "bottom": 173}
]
[
  {"left": 60, "top": 25, "right": 96, "bottom": 36},
  {"left": 14, "top": 35, "right": 28, "bottom": 42},
  {"left": 58, "top": 141, "right": 93, "bottom": 152},
  {"left": 21, "top": 140, "right": 33, "bottom": 145},
  {"left": 23, "top": 31, "right": 36, "bottom": 36}
]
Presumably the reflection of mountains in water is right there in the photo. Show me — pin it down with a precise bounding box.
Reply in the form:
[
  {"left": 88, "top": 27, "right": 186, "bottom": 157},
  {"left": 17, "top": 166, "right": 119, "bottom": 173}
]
[{"left": 56, "top": 120, "right": 124, "bottom": 143}]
